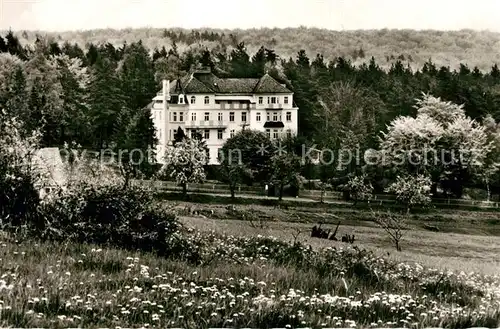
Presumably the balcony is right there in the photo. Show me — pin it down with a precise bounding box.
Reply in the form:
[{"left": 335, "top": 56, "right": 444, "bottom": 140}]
[
  {"left": 185, "top": 120, "right": 228, "bottom": 129},
  {"left": 264, "top": 103, "right": 284, "bottom": 110}
]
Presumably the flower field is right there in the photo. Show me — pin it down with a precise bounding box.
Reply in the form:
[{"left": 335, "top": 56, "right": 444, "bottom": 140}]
[{"left": 1, "top": 228, "right": 500, "bottom": 329}]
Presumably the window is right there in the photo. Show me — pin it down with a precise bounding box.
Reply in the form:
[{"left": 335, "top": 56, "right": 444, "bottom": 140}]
[
  {"left": 273, "top": 129, "right": 279, "bottom": 139},
  {"left": 179, "top": 112, "right": 184, "bottom": 122},
  {"left": 271, "top": 96, "right": 277, "bottom": 104},
  {"left": 204, "top": 96, "right": 209, "bottom": 104},
  {"left": 266, "top": 112, "right": 270, "bottom": 121},
  {"left": 258, "top": 97, "right": 263, "bottom": 104},
  {"left": 218, "top": 112, "right": 223, "bottom": 121},
  {"left": 204, "top": 129, "right": 210, "bottom": 139},
  {"left": 230, "top": 129, "right": 235, "bottom": 137},
  {"left": 217, "top": 129, "right": 223, "bottom": 139},
  {"left": 190, "top": 96, "right": 196, "bottom": 104},
  {"left": 155, "top": 99, "right": 163, "bottom": 104},
  {"left": 173, "top": 112, "right": 177, "bottom": 122},
  {"left": 229, "top": 112, "right": 235, "bottom": 122},
  {"left": 267, "top": 97, "right": 270, "bottom": 104},
  {"left": 286, "top": 129, "right": 292, "bottom": 138},
  {"left": 273, "top": 112, "right": 278, "bottom": 121},
  {"left": 241, "top": 112, "right": 247, "bottom": 122},
  {"left": 204, "top": 112, "right": 210, "bottom": 121},
  {"left": 191, "top": 112, "right": 196, "bottom": 121},
  {"left": 256, "top": 112, "right": 261, "bottom": 122},
  {"left": 179, "top": 96, "right": 184, "bottom": 104},
  {"left": 191, "top": 130, "right": 197, "bottom": 139},
  {"left": 266, "top": 129, "right": 271, "bottom": 137},
  {"left": 215, "top": 100, "right": 221, "bottom": 104},
  {"left": 286, "top": 111, "right": 292, "bottom": 121},
  {"left": 227, "top": 100, "right": 232, "bottom": 105},
  {"left": 284, "top": 96, "right": 289, "bottom": 104}
]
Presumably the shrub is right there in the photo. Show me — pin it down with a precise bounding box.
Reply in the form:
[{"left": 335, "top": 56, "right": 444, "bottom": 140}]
[
  {"left": 345, "top": 174, "right": 374, "bottom": 205},
  {"left": 0, "top": 112, "right": 41, "bottom": 227},
  {"left": 29, "top": 159, "right": 201, "bottom": 262},
  {"left": 385, "top": 174, "right": 432, "bottom": 213}
]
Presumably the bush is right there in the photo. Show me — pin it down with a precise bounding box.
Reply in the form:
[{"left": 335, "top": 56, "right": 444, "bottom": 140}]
[
  {"left": 0, "top": 112, "right": 41, "bottom": 227},
  {"left": 17, "top": 156, "right": 202, "bottom": 262},
  {"left": 385, "top": 174, "right": 432, "bottom": 213},
  {"left": 344, "top": 174, "right": 374, "bottom": 205},
  {"left": 34, "top": 181, "right": 183, "bottom": 253}
]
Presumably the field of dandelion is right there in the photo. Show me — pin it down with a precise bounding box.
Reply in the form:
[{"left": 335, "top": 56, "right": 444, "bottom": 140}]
[
  {"left": 2, "top": 207, "right": 500, "bottom": 329},
  {"left": 180, "top": 215, "right": 500, "bottom": 276}
]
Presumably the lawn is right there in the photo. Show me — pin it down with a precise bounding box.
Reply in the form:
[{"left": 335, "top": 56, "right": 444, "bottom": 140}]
[{"left": 1, "top": 201, "right": 500, "bottom": 328}]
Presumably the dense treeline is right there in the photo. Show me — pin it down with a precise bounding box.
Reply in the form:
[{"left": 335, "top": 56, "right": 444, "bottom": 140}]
[
  {"left": 1, "top": 29, "right": 500, "bottom": 198},
  {"left": 4, "top": 27, "right": 500, "bottom": 71}
]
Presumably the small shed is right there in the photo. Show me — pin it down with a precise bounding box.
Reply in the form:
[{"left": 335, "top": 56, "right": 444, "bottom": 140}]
[{"left": 33, "top": 147, "right": 67, "bottom": 199}]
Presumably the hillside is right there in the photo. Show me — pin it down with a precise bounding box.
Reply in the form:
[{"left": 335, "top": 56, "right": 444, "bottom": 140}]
[{"left": 5, "top": 27, "right": 500, "bottom": 71}]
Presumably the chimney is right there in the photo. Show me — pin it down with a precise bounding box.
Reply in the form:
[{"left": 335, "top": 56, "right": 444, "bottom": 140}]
[
  {"left": 162, "top": 79, "right": 170, "bottom": 145},
  {"left": 162, "top": 79, "right": 170, "bottom": 102}
]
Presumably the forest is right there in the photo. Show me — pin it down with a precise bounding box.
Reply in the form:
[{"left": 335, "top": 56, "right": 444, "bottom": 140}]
[{"left": 1, "top": 28, "right": 500, "bottom": 200}]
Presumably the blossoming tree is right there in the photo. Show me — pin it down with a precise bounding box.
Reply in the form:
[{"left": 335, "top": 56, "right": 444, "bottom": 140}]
[{"left": 159, "top": 138, "right": 207, "bottom": 197}]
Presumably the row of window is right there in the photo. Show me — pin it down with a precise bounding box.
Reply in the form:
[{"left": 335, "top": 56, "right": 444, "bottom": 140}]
[
  {"left": 161, "top": 128, "right": 292, "bottom": 141},
  {"left": 258, "top": 96, "right": 288, "bottom": 105},
  {"left": 266, "top": 129, "right": 292, "bottom": 139},
  {"left": 165, "top": 111, "right": 293, "bottom": 122},
  {"left": 195, "top": 128, "right": 292, "bottom": 140},
  {"left": 187, "top": 96, "right": 290, "bottom": 105}
]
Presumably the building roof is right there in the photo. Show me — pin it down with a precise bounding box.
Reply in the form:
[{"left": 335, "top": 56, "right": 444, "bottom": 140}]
[
  {"left": 33, "top": 147, "right": 67, "bottom": 188},
  {"left": 164, "top": 69, "right": 292, "bottom": 95},
  {"left": 253, "top": 74, "right": 291, "bottom": 93}
]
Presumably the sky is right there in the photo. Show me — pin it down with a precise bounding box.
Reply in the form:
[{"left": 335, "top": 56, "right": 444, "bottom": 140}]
[{"left": 1, "top": 0, "right": 500, "bottom": 32}]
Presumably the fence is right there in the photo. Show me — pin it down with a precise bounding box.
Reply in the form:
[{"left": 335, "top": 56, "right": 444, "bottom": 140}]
[{"left": 132, "top": 180, "right": 500, "bottom": 209}]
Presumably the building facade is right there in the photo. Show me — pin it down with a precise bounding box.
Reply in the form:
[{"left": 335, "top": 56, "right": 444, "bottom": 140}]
[{"left": 148, "top": 68, "right": 298, "bottom": 165}]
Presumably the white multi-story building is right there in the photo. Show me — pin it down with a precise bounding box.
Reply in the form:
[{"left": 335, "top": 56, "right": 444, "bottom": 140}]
[{"left": 148, "top": 67, "right": 298, "bottom": 165}]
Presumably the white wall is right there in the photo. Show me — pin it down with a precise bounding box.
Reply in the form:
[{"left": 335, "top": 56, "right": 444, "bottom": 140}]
[{"left": 152, "top": 92, "right": 298, "bottom": 165}]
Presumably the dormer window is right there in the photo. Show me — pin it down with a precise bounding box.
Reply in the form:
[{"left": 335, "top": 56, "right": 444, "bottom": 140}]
[
  {"left": 204, "top": 96, "right": 209, "bottom": 104},
  {"left": 190, "top": 96, "right": 196, "bottom": 104},
  {"left": 179, "top": 95, "right": 184, "bottom": 104},
  {"left": 284, "top": 96, "right": 289, "bottom": 104}
]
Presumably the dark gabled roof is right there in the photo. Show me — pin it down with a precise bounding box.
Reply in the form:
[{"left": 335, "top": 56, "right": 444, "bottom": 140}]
[
  {"left": 263, "top": 121, "right": 285, "bottom": 128},
  {"left": 253, "top": 74, "right": 291, "bottom": 93},
  {"left": 217, "top": 78, "right": 260, "bottom": 93},
  {"left": 193, "top": 71, "right": 220, "bottom": 87},
  {"left": 184, "top": 76, "right": 215, "bottom": 93},
  {"left": 159, "top": 69, "right": 292, "bottom": 95}
]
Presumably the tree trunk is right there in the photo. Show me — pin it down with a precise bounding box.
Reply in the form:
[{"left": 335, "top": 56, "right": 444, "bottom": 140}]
[
  {"left": 431, "top": 182, "right": 438, "bottom": 198},
  {"left": 230, "top": 184, "right": 236, "bottom": 199},
  {"left": 395, "top": 240, "right": 401, "bottom": 252},
  {"left": 182, "top": 183, "right": 187, "bottom": 199},
  {"left": 487, "top": 181, "right": 491, "bottom": 202},
  {"left": 123, "top": 173, "right": 130, "bottom": 190}
]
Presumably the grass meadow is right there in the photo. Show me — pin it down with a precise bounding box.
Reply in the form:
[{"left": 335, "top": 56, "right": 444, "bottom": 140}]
[{"left": 1, "top": 200, "right": 500, "bottom": 328}]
